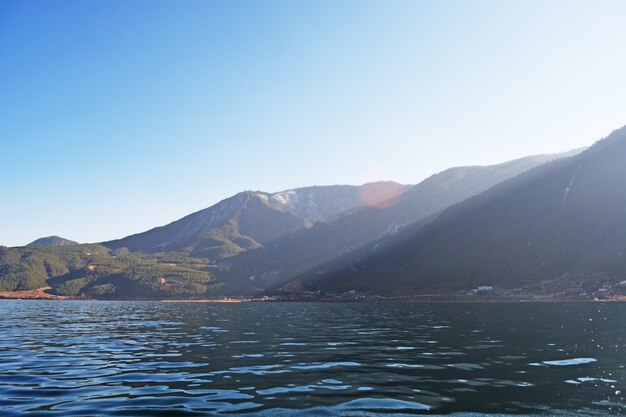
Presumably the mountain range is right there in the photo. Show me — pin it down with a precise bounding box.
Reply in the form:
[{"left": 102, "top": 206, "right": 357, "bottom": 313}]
[
  {"left": 219, "top": 151, "right": 579, "bottom": 295},
  {"left": 4, "top": 126, "right": 626, "bottom": 300}
]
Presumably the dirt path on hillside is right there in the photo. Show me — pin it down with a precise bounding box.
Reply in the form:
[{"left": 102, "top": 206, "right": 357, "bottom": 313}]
[{"left": 0, "top": 286, "right": 68, "bottom": 300}]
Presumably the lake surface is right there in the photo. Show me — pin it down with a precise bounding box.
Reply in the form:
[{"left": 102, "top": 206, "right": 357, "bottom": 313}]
[{"left": 0, "top": 300, "right": 624, "bottom": 416}]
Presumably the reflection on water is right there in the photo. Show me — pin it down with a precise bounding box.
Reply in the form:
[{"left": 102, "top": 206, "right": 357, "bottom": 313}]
[{"left": 0, "top": 300, "right": 624, "bottom": 416}]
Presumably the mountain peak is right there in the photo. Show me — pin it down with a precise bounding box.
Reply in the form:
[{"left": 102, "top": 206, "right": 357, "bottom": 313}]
[{"left": 28, "top": 236, "right": 78, "bottom": 246}]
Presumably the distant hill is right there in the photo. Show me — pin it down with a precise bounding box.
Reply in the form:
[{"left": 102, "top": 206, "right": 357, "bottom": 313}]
[
  {"left": 220, "top": 151, "right": 579, "bottom": 294},
  {"left": 310, "top": 127, "right": 626, "bottom": 295},
  {"left": 28, "top": 236, "right": 78, "bottom": 246},
  {"left": 104, "top": 183, "right": 407, "bottom": 260}
]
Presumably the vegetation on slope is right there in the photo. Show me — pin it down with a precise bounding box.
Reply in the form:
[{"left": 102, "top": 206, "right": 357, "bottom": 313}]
[
  {"left": 0, "top": 244, "right": 215, "bottom": 299},
  {"left": 104, "top": 192, "right": 309, "bottom": 260}
]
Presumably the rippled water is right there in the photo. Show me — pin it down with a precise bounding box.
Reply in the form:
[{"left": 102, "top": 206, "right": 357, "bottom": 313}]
[{"left": 0, "top": 300, "right": 625, "bottom": 416}]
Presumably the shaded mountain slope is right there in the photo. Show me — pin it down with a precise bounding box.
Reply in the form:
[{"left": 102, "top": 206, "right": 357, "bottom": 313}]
[{"left": 312, "top": 127, "right": 626, "bottom": 295}]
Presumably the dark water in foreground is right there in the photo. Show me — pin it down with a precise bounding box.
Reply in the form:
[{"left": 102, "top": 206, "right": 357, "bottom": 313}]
[{"left": 0, "top": 301, "right": 625, "bottom": 416}]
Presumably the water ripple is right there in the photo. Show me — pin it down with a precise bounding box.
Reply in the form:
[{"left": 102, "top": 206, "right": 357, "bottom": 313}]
[{"left": 0, "top": 300, "right": 624, "bottom": 415}]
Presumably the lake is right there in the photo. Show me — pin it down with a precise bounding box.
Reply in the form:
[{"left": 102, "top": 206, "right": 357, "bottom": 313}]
[{"left": 0, "top": 300, "right": 624, "bottom": 416}]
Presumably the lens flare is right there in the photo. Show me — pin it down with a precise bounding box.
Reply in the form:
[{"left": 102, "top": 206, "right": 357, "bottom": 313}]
[{"left": 357, "top": 181, "right": 405, "bottom": 209}]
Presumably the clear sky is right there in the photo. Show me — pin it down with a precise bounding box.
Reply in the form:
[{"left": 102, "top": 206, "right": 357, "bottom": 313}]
[{"left": 2, "top": 0, "right": 626, "bottom": 247}]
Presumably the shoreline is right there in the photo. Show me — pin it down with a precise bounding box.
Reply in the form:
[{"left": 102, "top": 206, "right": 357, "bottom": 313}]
[
  {"left": 0, "top": 287, "right": 69, "bottom": 300},
  {"left": 2, "top": 294, "right": 626, "bottom": 303},
  {"left": 161, "top": 298, "right": 243, "bottom": 303},
  {"left": 2, "top": 287, "right": 626, "bottom": 303}
]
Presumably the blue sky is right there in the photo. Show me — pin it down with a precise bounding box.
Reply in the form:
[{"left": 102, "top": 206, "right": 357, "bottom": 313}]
[{"left": 2, "top": 0, "right": 626, "bottom": 246}]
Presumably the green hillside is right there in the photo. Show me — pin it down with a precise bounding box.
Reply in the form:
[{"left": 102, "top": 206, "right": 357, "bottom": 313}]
[{"left": 0, "top": 244, "right": 215, "bottom": 299}]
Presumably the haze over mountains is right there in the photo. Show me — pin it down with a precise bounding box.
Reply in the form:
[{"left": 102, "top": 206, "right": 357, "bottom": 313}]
[
  {"left": 315, "top": 126, "right": 626, "bottom": 296},
  {"left": 220, "top": 152, "right": 579, "bottom": 294},
  {"left": 5, "top": 126, "right": 626, "bottom": 300}
]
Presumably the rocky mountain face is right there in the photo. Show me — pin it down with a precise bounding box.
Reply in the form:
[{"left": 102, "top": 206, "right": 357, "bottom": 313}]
[
  {"left": 310, "top": 127, "right": 626, "bottom": 295},
  {"left": 256, "top": 182, "right": 408, "bottom": 224}
]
